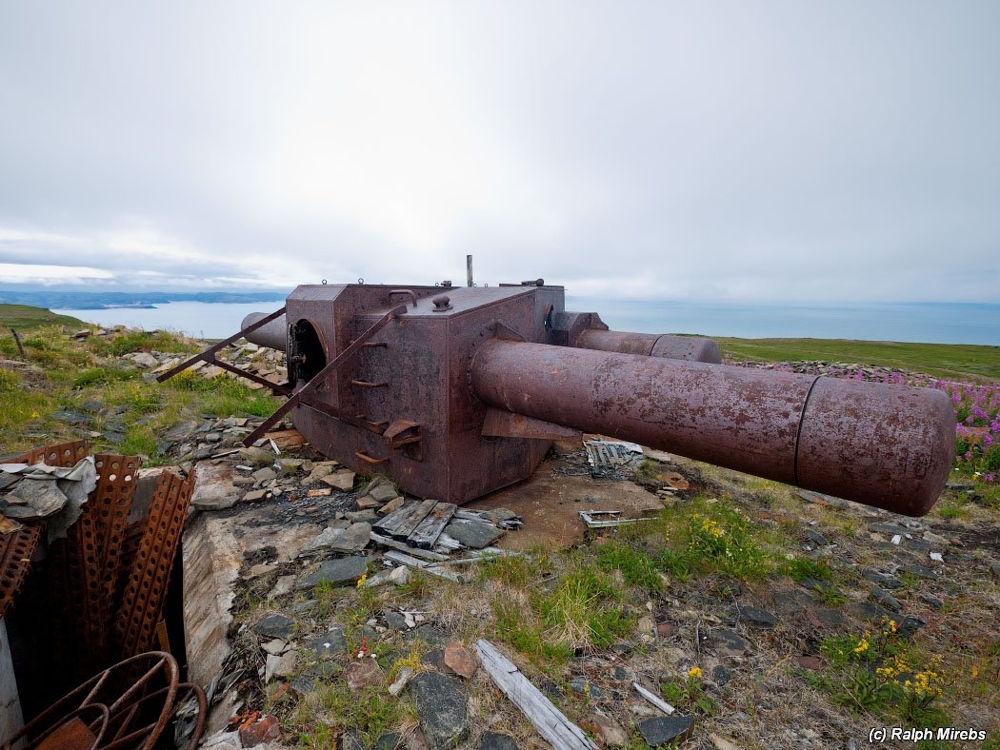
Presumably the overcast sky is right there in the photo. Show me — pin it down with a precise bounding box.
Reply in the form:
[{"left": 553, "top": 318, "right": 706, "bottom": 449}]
[{"left": 1, "top": 2, "right": 997, "bottom": 303}]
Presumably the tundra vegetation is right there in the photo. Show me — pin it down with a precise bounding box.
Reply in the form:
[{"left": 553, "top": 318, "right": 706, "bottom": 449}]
[{"left": 2, "top": 305, "right": 998, "bottom": 749}]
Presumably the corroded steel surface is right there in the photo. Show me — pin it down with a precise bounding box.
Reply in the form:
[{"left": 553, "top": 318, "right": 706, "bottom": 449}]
[
  {"left": 0, "top": 525, "right": 41, "bottom": 618},
  {"left": 0, "top": 651, "right": 204, "bottom": 750},
  {"left": 470, "top": 340, "right": 954, "bottom": 515},
  {"left": 13, "top": 440, "right": 89, "bottom": 468},
  {"left": 574, "top": 329, "right": 722, "bottom": 363},
  {"left": 224, "top": 282, "right": 955, "bottom": 512},
  {"left": 46, "top": 455, "right": 140, "bottom": 677},
  {"left": 115, "top": 471, "right": 194, "bottom": 659}
]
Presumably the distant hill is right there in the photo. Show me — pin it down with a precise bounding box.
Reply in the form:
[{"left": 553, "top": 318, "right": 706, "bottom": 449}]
[
  {"left": 0, "top": 304, "right": 85, "bottom": 329},
  {"left": 0, "top": 289, "right": 289, "bottom": 310}
]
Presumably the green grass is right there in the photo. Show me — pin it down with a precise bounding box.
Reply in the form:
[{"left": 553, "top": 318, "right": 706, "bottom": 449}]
[
  {"left": 716, "top": 337, "right": 1000, "bottom": 382},
  {"left": 0, "top": 304, "right": 85, "bottom": 330}
]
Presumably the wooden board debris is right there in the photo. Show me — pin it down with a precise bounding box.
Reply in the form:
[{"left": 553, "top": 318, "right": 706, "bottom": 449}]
[
  {"left": 408, "top": 502, "right": 457, "bottom": 549},
  {"left": 633, "top": 681, "right": 676, "bottom": 715},
  {"left": 373, "top": 499, "right": 437, "bottom": 540},
  {"left": 265, "top": 429, "right": 306, "bottom": 450},
  {"left": 369, "top": 533, "right": 449, "bottom": 562},
  {"left": 475, "top": 639, "right": 599, "bottom": 750}
]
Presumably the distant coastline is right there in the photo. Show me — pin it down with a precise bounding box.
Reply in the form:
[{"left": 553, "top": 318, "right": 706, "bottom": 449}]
[
  {"left": 0, "top": 289, "right": 290, "bottom": 311},
  {"left": 45, "top": 294, "right": 1000, "bottom": 346}
]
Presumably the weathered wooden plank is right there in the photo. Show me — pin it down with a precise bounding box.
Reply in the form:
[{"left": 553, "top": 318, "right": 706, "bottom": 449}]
[
  {"left": 389, "top": 498, "right": 438, "bottom": 540},
  {"left": 372, "top": 501, "right": 421, "bottom": 536},
  {"left": 384, "top": 552, "right": 464, "bottom": 582},
  {"left": 407, "top": 502, "right": 457, "bottom": 549},
  {"left": 633, "top": 681, "right": 676, "bottom": 715},
  {"left": 475, "top": 639, "right": 599, "bottom": 750},
  {"left": 373, "top": 499, "right": 437, "bottom": 540},
  {"left": 369, "top": 533, "right": 449, "bottom": 562}
]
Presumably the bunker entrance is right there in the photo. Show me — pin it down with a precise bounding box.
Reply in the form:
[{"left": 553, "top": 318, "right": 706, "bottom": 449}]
[{"left": 289, "top": 318, "right": 326, "bottom": 385}]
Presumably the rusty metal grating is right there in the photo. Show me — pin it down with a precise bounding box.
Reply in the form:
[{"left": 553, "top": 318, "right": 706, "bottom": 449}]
[
  {"left": 12, "top": 439, "right": 89, "bottom": 468},
  {"left": 0, "top": 525, "right": 41, "bottom": 618},
  {"left": 115, "top": 469, "right": 194, "bottom": 659}
]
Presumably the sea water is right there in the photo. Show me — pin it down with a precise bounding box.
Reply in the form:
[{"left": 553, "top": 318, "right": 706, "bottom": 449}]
[{"left": 54, "top": 299, "right": 999, "bottom": 346}]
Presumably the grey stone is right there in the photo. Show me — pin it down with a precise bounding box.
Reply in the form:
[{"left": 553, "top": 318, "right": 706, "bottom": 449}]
[
  {"left": 345, "top": 509, "right": 378, "bottom": 523},
  {"left": 296, "top": 557, "right": 369, "bottom": 590},
  {"left": 304, "top": 628, "right": 348, "bottom": 658},
  {"left": 191, "top": 462, "right": 241, "bottom": 510},
  {"left": 131, "top": 352, "right": 160, "bottom": 368},
  {"left": 374, "top": 733, "right": 403, "bottom": 750},
  {"left": 302, "top": 523, "right": 371, "bottom": 554},
  {"left": 905, "top": 564, "right": 938, "bottom": 580},
  {"left": 919, "top": 592, "right": 944, "bottom": 609},
  {"left": 322, "top": 469, "right": 356, "bottom": 491},
  {"left": 869, "top": 587, "right": 902, "bottom": 613},
  {"left": 479, "top": 731, "right": 518, "bottom": 750},
  {"left": 253, "top": 612, "right": 295, "bottom": 639},
  {"left": 897, "top": 614, "right": 926, "bottom": 638},
  {"left": 383, "top": 609, "right": 408, "bottom": 630},
  {"left": 804, "top": 529, "right": 828, "bottom": 546},
  {"left": 637, "top": 715, "right": 695, "bottom": 746},
  {"left": 480, "top": 508, "right": 518, "bottom": 524},
  {"left": 707, "top": 628, "right": 748, "bottom": 656},
  {"left": 740, "top": 607, "right": 777, "bottom": 629},
  {"left": 814, "top": 608, "right": 847, "bottom": 629},
  {"left": 268, "top": 575, "right": 296, "bottom": 600},
  {"left": 367, "top": 478, "right": 400, "bottom": 503},
  {"left": 252, "top": 467, "right": 277, "bottom": 484},
  {"left": 444, "top": 518, "right": 503, "bottom": 549},
  {"left": 861, "top": 569, "right": 901, "bottom": 588},
  {"left": 409, "top": 672, "right": 469, "bottom": 750},
  {"left": 712, "top": 664, "right": 731, "bottom": 686},
  {"left": 410, "top": 624, "right": 448, "bottom": 647},
  {"left": 569, "top": 678, "right": 603, "bottom": 698}
]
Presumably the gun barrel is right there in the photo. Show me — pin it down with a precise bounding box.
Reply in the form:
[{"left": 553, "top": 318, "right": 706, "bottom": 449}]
[
  {"left": 574, "top": 329, "right": 722, "bottom": 363},
  {"left": 242, "top": 312, "right": 287, "bottom": 351},
  {"left": 470, "top": 340, "right": 955, "bottom": 516}
]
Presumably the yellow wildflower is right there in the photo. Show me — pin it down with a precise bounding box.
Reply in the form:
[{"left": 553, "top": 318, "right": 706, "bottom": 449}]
[
  {"left": 356, "top": 573, "right": 368, "bottom": 588},
  {"left": 688, "top": 667, "right": 702, "bottom": 679}
]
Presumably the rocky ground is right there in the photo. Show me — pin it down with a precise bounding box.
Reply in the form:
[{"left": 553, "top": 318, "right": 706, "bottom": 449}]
[
  {"left": 166, "top": 416, "right": 1000, "bottom": 750},
  {"left": 15, "top": 333, "right": 999, "bottom": 750}
]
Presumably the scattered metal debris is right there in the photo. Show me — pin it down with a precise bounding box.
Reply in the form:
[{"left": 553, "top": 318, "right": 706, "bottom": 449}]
[
  {"left": 579, "top": 510, "right": 656, "bottom": 529},
  {"left": 0, "top": 651, "right": 205, "bottom": 750}
]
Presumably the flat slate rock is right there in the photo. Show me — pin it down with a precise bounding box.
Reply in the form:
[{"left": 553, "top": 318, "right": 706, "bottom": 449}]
[
  {"left": 637, "top": 715, "right": 695, "bottom": 746},
  {"left": 869, "top": 586, "right": 902, "bottom": 613},
  {"left": 303, "top": 522, "right": 372, "bottom": 554},
  {"left": 740, "top": 607, "right": 778, "bottom": 629},
  {"left": 707, "top": 628, "right": 749, "bottom": 656},
  {"left": 444, "top": 518, "right": 503, "bottom": 549},
  {"left": 191, "top": 462, "right": 240, "bottom": 510},
  {"left": 303, "top": 627, "right": 348, "bottom": 658},
  {"left": 252, "top": 613, "right": 295, "bottom": 640},
  {"left": 409, "top": 672, "right": 470, "bottom": 750},
  {"left": 374, "top": 733, "right": 403, "bottom": 750},
  {"left": 480, "top": 731, "right": 519, "bottom": 750},
  {"left": 296, "top": 556, "right": 368, "bottom": 590}
]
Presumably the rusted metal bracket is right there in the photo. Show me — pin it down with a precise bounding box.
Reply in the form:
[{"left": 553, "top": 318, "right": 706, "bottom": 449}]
[
  {"left": 385, "top": 419, "right": 423, "bottom": 461},
  {"left": 242, "top": 305, "right": 407, "bottom": 446},
  {"left": 0, "top": 526, "right": 41, "bottom": 619},
  {"left": 156, "top": 306, "right": 290, "bottom": 394}
]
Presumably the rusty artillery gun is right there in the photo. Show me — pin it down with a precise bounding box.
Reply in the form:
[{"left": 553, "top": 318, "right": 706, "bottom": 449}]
[{"left": 159, "top": 280, "right": 955, "bottom": 515}]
